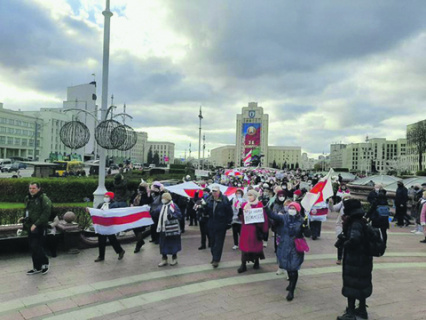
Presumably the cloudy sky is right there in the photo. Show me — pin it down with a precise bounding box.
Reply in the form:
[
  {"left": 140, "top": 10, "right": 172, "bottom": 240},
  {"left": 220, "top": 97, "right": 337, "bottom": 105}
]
[{"left": 1, "top": 0, "right": 426, "bottom": 159}]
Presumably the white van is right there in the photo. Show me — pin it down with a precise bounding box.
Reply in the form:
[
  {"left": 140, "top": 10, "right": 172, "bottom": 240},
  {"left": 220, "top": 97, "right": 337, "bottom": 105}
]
[{"left": 0, "top": 159, "right": 12, "bottom": 169}]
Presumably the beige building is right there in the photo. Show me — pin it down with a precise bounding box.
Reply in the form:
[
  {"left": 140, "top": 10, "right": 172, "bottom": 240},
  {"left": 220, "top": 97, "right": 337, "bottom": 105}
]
[
  {"left": 147, "top": 141, "right": 175, "bottom": 165},
  {"left": 267, "top": 146, "right": 301, "bottom": 169},
  {"left": 0, "top": 103, "right": 41, "bottom": 160},
  {"left": 210, "top": 145, "right": 236, "bottom": 167},
  {"left": 341, "top": 138, "right": 407, "bottom": 173}
]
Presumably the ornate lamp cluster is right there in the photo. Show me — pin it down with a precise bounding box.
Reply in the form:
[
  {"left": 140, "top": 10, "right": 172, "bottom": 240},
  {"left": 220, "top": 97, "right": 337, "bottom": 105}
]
[{"left": 60, "top": 103, "right": 137, "bottom": 151}]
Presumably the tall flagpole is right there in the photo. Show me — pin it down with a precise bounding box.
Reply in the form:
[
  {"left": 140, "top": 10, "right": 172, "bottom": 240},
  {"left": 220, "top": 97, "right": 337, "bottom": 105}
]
[
  {"left": 198, "top": 106, "right": 203, "bottom": 170},
  {"left": 93, "top": 0, "right": 113, "bottom": 208}
]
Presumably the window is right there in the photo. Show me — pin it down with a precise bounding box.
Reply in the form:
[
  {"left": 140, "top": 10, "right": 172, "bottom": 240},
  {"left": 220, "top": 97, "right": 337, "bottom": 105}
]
[
  {"left": 8, "top": 128, "right": 14, "bottom": 134},
  {"left": 15, "top": 138, "right": 20, "bottom": 145},
  {"left": 0, "top": 136, "right": 5, "bottom": 144},
  {"left": 0, "top": 127, "right": 5, "bottom": 133},
  {"left": 7, "top": 137, "right": 13, "bottom": 144},
  {"left": 8, "top": 119, "right": 14, "bottom": 125},
  {"left": 22, "top": 139, "right": 27, "bottom": 146}
]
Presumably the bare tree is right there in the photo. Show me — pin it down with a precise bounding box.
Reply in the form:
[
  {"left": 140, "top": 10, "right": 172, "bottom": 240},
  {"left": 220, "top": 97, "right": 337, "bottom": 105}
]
[{"left": 407, "top": 120, "right": 426, "bottom": 171}]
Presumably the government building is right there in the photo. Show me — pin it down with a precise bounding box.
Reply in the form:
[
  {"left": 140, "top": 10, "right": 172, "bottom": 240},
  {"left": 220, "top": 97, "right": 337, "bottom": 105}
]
[{"left": 210, "top": 102, "right": 301, "bottom": 168}]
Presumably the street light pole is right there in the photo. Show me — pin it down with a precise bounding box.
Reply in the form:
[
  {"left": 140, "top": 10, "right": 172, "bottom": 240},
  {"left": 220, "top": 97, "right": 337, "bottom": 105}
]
[
  {"left": 93, "top": 0, "right": 113, "bottom": 208},
  {"left": 202, "top": 134, "right": 205, "bottom": 170},
  {"left": 198, "top": 106, "right": 203, "bottom": 170}
]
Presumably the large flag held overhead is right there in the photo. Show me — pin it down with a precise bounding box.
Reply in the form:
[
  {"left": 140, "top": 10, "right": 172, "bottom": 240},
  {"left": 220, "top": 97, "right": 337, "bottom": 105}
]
[
  {"left": 301, "top": 168, "right": 335, "bottom": 213},
  {"left": 243, "top": 150, "right": 252, "bottom": 167},
  {"left": 166, "top": 181, "right": 203, "bottom": 198},
  {"left": 89, "top": 205, "right": 153, "bottom": 235}
]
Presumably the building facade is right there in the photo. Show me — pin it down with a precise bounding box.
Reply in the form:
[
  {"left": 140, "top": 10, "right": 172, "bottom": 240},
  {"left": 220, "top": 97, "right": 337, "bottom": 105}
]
[
  {"left": 236, "top": 102, "right": 269, "bottom": 166},
  {"left": 210, "top": 145, "right": 236, "bottom": 167},
  {"left": 330, "top": 143, "right": 347, "bottom": 169},
  {"left": 147, "top": 141, "right": 175, "bottom": 165},
  {"left": 0, "top": 103, "right": 41, "bottom": 160},
  {"left": 267, "top": 146, "right": 301, "bottom": 169},
  {"left": 340, "top": 138, "right": 407, "bottom": 173}
]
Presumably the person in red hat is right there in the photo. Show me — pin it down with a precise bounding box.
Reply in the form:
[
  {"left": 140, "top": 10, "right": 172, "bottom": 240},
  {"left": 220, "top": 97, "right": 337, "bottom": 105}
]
[{"left": 93, "top": 191, "right": 125, "bottom": 262}]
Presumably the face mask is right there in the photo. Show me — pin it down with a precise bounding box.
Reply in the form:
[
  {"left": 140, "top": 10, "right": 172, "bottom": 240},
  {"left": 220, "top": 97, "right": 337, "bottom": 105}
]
[
  {"left": 161, "top": 199, "right": 169, "bottom": 204},
  {"left": 375, "top": 189, "right": 379, "bottom": 192},
  {"left": 282, "top": 186, "right": 287, "bottom": 190},
  {"left": 288, "top": 209, "right": 297, "bottom": 216},
  {"left": 236, "top": 195, "right": 242, "bottom": 199},
  {"left": 264, "top": 193, "right": 269, "bottom": 197},
  {"left": 104, "top": 197, "right": 110, "bottom": 203},
  {"left": 248, "top": 196, "right": 256, "bottom": 202},
  {"left": 278, "top": 196, "right": 285, "bottom": 201}
]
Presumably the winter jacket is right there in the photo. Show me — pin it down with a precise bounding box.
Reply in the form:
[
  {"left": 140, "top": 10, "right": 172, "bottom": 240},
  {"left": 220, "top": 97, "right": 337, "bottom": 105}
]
[
  {"left": 23, "top": 192, "right": 52, "bottom": 231},
  {"left": 158, "top": 202, "right": 182, "bottom": 255},
  {"left": 395, "top": 186, "right": 408, "bottom": 207},
  {"left": 205, "top": 193, "right": 233, "bottom": 230},
  {"left": 266, "top": 209, "right": 310, "bottom": 271},
  {"left": 366, "top": 193, "right": 389, "bottom": 229},
  {"left": 341, "top": 218, "right": 373, "bottom": 299}
]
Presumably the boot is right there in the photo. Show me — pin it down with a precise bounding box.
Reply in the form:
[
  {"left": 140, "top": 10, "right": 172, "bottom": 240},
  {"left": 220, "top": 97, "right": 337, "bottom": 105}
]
[
  {"left": 237, "top": 262, "right": 247, "bottom": 273},
  {"left": 337, "top": 308, "right": 356, "bottom": 320},
  {"left": 286, "top": 271, "right": 298, "bottom": 301},
  {"left": 170, "top": 257, "right": 178, "bottom": 266},
  {"left": 158, "top": 258, "right": 168, "bottom": 267},
  {"left": 253, "top": 258, "right": 260, "bottom": 270},
  {"left": 354, "top": 307, "right": 368, "bottom": 319}
]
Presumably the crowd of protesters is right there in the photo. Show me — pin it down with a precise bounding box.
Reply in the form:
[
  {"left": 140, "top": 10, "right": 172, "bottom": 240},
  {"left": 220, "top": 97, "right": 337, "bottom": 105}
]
[{"left": 19, "top": 167, "right": 426, "bottom": 320}]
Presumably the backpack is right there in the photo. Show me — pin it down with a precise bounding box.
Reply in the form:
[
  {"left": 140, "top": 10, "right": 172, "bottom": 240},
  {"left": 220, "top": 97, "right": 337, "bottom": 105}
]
[
  {"left": 376, "top": 205, "right": 390, "bottom": 217},
  {"left": 364, "top": 223, "right": 386, "bottom": 257}
]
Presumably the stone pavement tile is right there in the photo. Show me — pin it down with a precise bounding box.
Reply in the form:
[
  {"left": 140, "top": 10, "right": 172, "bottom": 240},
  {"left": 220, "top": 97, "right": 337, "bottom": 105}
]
[
  {"left": 0, "top": 313, "right": 25, "bottom": 320},
  {"left": 46, "top": 298, "right": 78, "bottom": 313},
  {"left": 19, "top": 305, "right": 52, "bottom": 320},
  {"left": 70, "top": 292, "right": 102, "bottom": 307}
]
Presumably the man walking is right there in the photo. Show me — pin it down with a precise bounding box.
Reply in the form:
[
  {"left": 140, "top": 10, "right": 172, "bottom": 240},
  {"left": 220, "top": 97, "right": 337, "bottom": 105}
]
[
  {"left": 206, "top": 185, "right": 233, "bottom": 268},
  {"left": 395, "top": 181, "right": 409, "bottom": 227},
  {"left": 19, "top": 183, "right": 52, "bottom": 275}
]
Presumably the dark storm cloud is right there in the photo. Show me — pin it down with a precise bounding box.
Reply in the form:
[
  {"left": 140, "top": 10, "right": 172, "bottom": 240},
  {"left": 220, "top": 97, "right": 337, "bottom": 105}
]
[
  {"left": 168, "top": 0, "right": 426, "bottom": 78},
  {"left": 0, "top": 0, "right": 99, "bottom": 70}
]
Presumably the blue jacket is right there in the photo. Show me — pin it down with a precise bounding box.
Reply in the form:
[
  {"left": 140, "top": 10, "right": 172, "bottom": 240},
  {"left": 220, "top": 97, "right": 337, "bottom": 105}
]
[
  {"left": 205, "top": 194, "right": 233, "bottom": 230},
  {"left": 266, "top": 209, "right": 309, "bottom": 271}
]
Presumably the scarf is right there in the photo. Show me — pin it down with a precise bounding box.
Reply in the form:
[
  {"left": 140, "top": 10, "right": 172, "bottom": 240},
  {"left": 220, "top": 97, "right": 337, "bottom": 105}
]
[
  {"left": 157, "top": 201, "right": 175, "bottom": 233},
  {"left": 100, "top": 202, "right": 109, "bottom": 210}
]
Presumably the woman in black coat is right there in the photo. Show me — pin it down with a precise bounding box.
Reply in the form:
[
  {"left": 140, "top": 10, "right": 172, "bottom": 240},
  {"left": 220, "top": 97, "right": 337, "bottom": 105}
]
[{"left": 337, "top": 199, "right": 373, "bottom": 320}]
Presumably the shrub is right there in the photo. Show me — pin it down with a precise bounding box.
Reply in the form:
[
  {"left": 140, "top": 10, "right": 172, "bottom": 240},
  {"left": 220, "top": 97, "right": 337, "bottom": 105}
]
[
  {"left": 416, "top": 170, "right": 426, "bottom": 176},
  {"left": 0, "top": 205, "right": 89, "bottom": 226}
]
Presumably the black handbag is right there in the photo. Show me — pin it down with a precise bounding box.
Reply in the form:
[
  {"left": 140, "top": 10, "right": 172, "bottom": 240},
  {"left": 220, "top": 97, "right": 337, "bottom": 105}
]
[{"left": 165, "top": 219, "right": 181, "bottom": 237}]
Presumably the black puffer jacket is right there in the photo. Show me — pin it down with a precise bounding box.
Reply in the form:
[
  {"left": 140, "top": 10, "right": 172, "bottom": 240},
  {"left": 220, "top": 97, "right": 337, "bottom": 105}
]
[{"left": 342, "top": 218, "right": 373, "bottom": 299}]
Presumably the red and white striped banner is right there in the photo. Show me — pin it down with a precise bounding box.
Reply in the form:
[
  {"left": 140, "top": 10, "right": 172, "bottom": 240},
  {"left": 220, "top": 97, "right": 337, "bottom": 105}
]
[{"left": 89, "top": 205, "right": 153, "bottom": 235}]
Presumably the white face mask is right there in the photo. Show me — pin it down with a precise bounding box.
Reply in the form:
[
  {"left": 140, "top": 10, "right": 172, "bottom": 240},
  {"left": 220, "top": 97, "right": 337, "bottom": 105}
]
[
  {"left": 161, "top": 199, "right": 169, "bottom": 204},
  {"left": 104, "top": 197, "right": 110, "bottom": 203},
  {"left": 236, "top": 195, "right": 242, "bottom": 199},
  {"left": 278, "top": 196, "right": 285, "bottom": 201},
  {"left": 288, "top": 209, "right": 297, "bottom": 216},
  {"left": 375, "top": 188, "right": 380, "bottom": 192}
]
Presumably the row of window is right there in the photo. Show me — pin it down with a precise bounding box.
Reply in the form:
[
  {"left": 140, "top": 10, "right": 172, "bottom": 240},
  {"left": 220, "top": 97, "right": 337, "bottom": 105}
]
[
  {"left": 0, "top": 118, "right": 35, "bottom": 128},
  {"left": 0, "top": 136, "right": 38, "bottom": 147},
  {"left": 0, "top": 127, "right": 39, "bottom": 137}
]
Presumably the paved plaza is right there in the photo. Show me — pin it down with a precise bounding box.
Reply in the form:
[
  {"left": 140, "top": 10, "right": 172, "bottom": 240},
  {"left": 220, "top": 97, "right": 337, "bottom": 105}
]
[{"left": 1, "top": 212, "right": 425, "bottom": 320}]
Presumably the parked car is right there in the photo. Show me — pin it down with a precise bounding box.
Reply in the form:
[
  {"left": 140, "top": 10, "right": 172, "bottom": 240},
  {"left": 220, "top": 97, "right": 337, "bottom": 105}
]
[
  {"left": 0, "top": 159, "right": 12, "bottom": 169},
  {"left": 2, "top": 162, "right": 27, "bottom": 172}
]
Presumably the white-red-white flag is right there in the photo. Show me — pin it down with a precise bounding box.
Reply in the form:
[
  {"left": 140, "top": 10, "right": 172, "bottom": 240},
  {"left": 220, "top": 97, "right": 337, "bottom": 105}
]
[
  {"left": 301, "top": 169, "right": 335, "bottom": 213},
  {"left": 243, "top": 150, "right": 252, "bottom": 166},
  {"left": 89, "top": 205, "right": 153, "bottom": 235},
  {"left": 166, "top": 181, "right": 203, "bottom": 198}
]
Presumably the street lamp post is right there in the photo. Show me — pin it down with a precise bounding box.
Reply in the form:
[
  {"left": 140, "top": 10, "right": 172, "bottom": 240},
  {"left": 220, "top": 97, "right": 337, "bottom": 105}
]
[
  {"left": 202, "top": 134, "right": 205, "bottom": 170},
  {"left": 93, "top": 0, "right": 113, "bottom": 208},
  {"left": 198, "top": 106, "right": 203, "bottom": 170}
]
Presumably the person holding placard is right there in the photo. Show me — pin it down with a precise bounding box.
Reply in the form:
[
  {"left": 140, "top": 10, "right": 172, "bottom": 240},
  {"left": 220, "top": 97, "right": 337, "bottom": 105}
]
[
  {"left": 266, "top": 202, "right": 310, "bottom": 301},
  {"left": 237, "top": 190, "right": 269, "bottom": 273}
]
